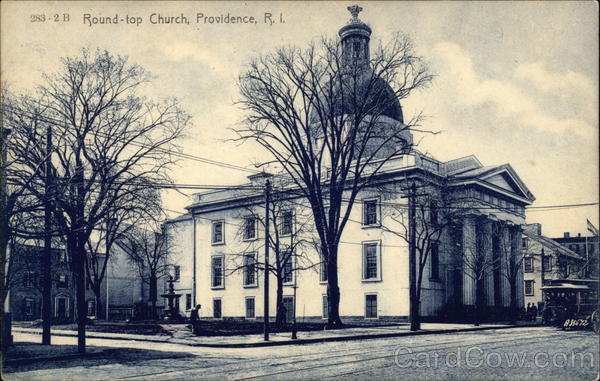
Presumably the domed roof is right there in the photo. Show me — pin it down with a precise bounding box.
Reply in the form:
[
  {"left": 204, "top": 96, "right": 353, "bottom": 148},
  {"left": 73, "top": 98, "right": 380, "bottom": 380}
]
[
  {"left": 310, "top": 71, "right": 404, "bottom": 124},
  {"left": 355, "top": 75, "right": 403, "bottom": 122}
]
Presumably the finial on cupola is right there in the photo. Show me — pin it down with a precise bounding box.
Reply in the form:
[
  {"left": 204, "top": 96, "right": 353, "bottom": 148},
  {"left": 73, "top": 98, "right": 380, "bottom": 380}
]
[{"left": 347, "top": 4, "right": 363, "bottom": 21}]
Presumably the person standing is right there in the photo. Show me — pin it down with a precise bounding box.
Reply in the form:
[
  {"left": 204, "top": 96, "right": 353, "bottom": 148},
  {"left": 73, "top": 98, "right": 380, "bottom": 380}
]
[
  {"left": 531, "top": 304, "right": 538, "bottom": 321},
  {"left": 190, "top": 304, "right": 201, "bottom": 335}
]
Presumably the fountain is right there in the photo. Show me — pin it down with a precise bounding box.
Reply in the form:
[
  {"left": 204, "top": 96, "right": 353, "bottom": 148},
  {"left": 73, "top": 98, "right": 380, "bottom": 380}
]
[{"left": 160, "top": 276, "right": 184, "bottom": 322}]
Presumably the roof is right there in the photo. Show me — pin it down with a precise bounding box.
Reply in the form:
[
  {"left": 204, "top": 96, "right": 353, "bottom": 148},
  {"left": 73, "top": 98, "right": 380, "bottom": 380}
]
[
  {"left": 164, "top": 213, "right": 193, "bottom": 224},
  {"left": 448, "top": 162, "right": 536, "bottom": 203},
  {"left": 524, "top": 230, "right": 585, "bottom": 260}
]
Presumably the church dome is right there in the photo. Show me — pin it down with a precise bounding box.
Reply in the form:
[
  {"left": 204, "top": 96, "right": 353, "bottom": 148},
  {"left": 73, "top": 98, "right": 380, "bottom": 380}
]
[{"left": 310, "top": 6, "right": 404, "bottom": 124}]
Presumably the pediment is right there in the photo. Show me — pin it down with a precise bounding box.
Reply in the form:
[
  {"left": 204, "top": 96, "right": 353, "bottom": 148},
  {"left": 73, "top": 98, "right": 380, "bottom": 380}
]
[
  {"left": 480, "top": 165, "right": 535, "bottom": 201},
  {"left": 485, "top": 173, "right": 517, "bottom": 193}
]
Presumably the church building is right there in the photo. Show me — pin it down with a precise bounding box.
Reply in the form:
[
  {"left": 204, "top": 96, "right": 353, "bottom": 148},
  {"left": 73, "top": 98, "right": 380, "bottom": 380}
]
[{"left": 163, "top": 6, "right": 536, "bottom": 323}]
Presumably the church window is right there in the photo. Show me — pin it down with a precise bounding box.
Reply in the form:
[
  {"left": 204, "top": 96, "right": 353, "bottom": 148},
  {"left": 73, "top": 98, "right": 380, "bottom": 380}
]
[
  {"left": 362, "top": 242, "right": 380, "bottom": 280},
  {"left": 524, "top": 257, "right": 534, "bottom": 273},
  {"left": 211, "top": 256, "right": 224, "bottom": 289},
  {"left": 363, "top": 199, "right": 379, "bottom": 226},
  {"left": 365, "top": 294, "right": 378, "bottom": 318},
  {"left": 525, "top": 280, "right": 534, "bottom": 296}
]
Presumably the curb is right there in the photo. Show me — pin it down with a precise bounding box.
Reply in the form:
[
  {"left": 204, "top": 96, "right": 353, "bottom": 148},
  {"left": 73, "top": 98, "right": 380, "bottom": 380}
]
[
  {"left": 3, "top": 349, "right": 114, "bottom": 366},
  {"left": 183, "top": 324, "right": 537, "bottom": 348},
  {"left": 12, "top": 324, "right": 539, "bottom": 349},
  {"left": 12, "top": 328, "right": 170, "bottom": 344}
]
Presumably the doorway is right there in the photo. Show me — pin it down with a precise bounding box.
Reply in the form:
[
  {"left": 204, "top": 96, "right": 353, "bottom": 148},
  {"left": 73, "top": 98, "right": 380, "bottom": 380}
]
[{"left": 282, "top": 296, "right": 294, "bottom": 324}]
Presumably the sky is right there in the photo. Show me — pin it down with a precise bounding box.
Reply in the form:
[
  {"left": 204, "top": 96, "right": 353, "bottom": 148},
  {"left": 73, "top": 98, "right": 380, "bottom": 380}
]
[{"left": 2, "top": 1, "right": 598, "bottom": 237}]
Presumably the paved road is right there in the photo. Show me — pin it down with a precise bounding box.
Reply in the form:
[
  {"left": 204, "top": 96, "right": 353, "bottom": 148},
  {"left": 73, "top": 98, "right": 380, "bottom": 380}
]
[{"left": 4, "top": 327, "right": 599, "bottom": 381}]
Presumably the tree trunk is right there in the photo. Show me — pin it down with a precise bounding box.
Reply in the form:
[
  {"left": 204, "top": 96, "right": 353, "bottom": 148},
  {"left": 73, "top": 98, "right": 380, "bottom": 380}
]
[
  {"left": 41, "top": 216, "right": 52, "bottom": 345},
  {"left": 149, "top": 275, "right": 157, "bottom": 319},
  {"left": 92, "top": 285, "right": 103, "bottom": 320},
  {"left": 474, "top": 277, "right": 485, "bottom": 326},
  {"left": 326, "top": 244, "right": 342, "bottom": 327},
  {"left": 275, "top": 277, "right": 284, "bottom": 329},
  {"left": 413, "top": 265, "right": 425, "bottom": 331},
  {"left": 0, "top": 232, "right": 9, "bottom": 349},
  {"left": 73, "top": 233, "right": 87, "bottom": 354},
  {"left": 509, "top": 276, "right": 517, "bottom": 324}
]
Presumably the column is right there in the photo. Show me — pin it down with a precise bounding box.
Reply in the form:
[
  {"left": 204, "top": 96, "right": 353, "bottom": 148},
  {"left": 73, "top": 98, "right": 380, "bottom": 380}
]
[
  {"left": 499, "top": 225, "right": 511, "bottom": 307},
  {"left": 462, "top": 216, "right": 477, "bottom": 306},
  {"left": 511, "top": 226, "right": 525, "bottom": 309},
  {"left": 481, "top": 219, "right": 495, "bottom": 306}
]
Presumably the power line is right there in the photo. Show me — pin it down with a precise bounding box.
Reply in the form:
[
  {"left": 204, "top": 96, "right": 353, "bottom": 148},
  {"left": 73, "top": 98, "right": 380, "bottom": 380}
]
[
  {"left": 6, "top": 106, "right": 598, "bottom": 213},
  {"left": 3, "top": 104, "right": 260, "bottom": 174}
]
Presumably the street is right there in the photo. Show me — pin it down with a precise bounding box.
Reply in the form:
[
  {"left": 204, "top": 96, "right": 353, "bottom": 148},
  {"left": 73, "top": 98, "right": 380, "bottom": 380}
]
[{"left": 3, "top": 327, "right": 598, "bottom": 380}]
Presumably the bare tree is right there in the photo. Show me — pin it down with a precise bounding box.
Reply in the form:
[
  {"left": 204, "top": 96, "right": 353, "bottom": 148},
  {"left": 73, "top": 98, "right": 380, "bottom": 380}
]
[
  {"left": 379, "top": 180, "right": 462, "bottom": 330},
  {"left": 117, "top": 218, "right": 172, "bottom": 320},
  {"left": 5, "top": 49, "right": 189, "bottom": 352},
  {"left": 85, "top": 189, "right": 160, "bottom": 319},
  {"left": 449, "top": 216, "right": 499, "bottom": 326},
  {"left": 1, "top": 89, "right": 62, "bottom": 345},
  {"left": 234, "top": 23, "right": 432, "bottom": 325},
  {"left": 494, "top": 221, "right": 524, "bottom": 324},
  {"left": 555, "top": 255, "right": 580, "bottom": 279},
  {"left": 227, "top": 185, "right": 318, "bottom": 328}
]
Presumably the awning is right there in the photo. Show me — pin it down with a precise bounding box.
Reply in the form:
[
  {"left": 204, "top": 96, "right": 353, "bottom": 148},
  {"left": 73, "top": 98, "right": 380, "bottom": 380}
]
[{"left": 541, "top": 283, "right": 590, "bottom": 291}]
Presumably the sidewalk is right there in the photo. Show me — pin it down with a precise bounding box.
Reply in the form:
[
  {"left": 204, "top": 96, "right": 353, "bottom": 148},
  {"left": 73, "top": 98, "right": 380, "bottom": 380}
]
[{"left": 12, "top": 322, "right": 537, "bottom": 348}]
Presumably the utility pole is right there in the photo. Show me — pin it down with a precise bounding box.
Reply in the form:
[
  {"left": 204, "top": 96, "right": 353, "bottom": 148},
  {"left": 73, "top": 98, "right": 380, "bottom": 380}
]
[
  {"left": 42, "top": 125, "right": 52, "bottom": 344},
  {"left": 408, "top": 183, "right": 419, "bottom": 331},
  {"left": 540, "top": 248, "right": 545, "bottom": 287},
  {"left": 1, "top": 127, "right": 12, "bottom": 349},
  {"left": 263, "top": 179, "right": 271, "bottom": 341},
  {"left": 291, "top": 225, "right": 297, "bottom": 340}
]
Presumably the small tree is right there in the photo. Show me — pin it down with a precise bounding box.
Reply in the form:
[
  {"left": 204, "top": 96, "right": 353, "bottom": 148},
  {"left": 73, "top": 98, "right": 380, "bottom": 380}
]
[
  {"left": 85, "top": 189, "right": 160, "bottom": 319},
  {"left": 380, "top": 180, "right": 461, "bottom": 330},
  {"left": 494, "top": 221, "right": 524, "bottom": 324},
  {"left": 228, "top": 185, "right": 318, "bottom": 328},
  {"left": 1, "top": 89, "right": 62, "bottom": 345},
  {"left": 450, "top": 216, "right": 499, "bottom": 326},
  {"left": 118, "top": 218, "right": 172, "bottom": 319}
]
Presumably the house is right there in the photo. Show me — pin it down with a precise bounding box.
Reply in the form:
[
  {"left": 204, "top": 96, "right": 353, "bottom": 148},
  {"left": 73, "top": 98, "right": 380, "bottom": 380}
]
[
  {"left": 551, "top": 231, "right": 599, "bottom": 279},
  {"left": 6, "top": 238, "right": 166, "bottom": 322},
  {"left": 522, "top": 223, "right": 585, "bottom": 310},
  {"left": 7, "top": 243, "right": 95, "bottom": 322}
]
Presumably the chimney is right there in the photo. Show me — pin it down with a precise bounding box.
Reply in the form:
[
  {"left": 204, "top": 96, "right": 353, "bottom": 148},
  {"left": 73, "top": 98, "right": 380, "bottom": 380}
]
[
  {"left": 247, "top": 171, "right": 273, "bottom": 186},
  {"left": 563, "top": 232, "right": 570, "bottom": 238}
]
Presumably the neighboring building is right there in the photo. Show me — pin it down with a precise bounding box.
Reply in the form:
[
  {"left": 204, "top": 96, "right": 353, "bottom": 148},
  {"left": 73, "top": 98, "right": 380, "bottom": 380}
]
[
  {"left": 7, "top": 239, "right": 166, "bottom": 322},
  {"left": 162, "top": 213, "right": 195, "bottom": 317},
  {"left": 104, "top": 243, "right": 167, "bottom": 320},
  {"left": 8, "top": 243, "right": 97, "bottom": 322},
  {"left": 522, "top": 223, "right": 585, "bottom": 310},
  {"left": 552, "top": 232, "right": 599, "bottom": 279}
]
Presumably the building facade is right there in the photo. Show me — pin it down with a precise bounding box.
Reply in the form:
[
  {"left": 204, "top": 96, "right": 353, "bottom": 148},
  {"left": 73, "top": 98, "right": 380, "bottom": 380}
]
[
  {"left": 164, "top": 8, "right": 535, "bottom": 322},
  {"left": 7, "top": 243, "right": 96, "bottom": 322},
  {"left": 7, "top": 239, "right": 167, "bottom": 322},
  {"left": 522, "top": 223, "right": 585, "bottom": 310},
  {"left": 552, "top": 232, "right": 599, "bottom": 279}
]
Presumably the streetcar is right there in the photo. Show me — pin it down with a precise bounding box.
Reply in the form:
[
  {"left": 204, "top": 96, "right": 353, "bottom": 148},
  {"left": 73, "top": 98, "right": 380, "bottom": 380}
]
[{"left": 541, "top": 279, "right": 599, "bottom": 334}]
